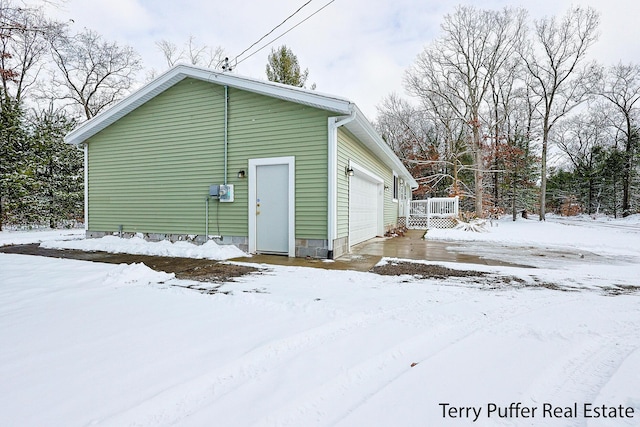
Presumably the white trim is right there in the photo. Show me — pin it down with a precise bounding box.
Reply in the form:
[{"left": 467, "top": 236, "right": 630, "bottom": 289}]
[
  {"left": 83, "top": 144, "right": 88, "bottom": 231},
  {"left": 65, "top": 64, "right": 351, "bottom": 147},
  {"left": 63, "top": 64, "right": 416, "bottom": 192},
  {"left": 342, "top": 106, "right": 418, "bottom": 190},
  {"left": 349, "top": 160, "right": 384, "bottom": 184},
  {"left": 347, "top": 160, "right": 384, "bottom": 250},
  {"left": 248, "top": 156, "right": 296, "bottom": 257},
  {"left": 392, "top": 170, "right": 399, "bottom": 203},
  {"left": 327, "top": 117, "right": 338, "bottom": 252},
  {"left": 327, "top": 109, "right": 356, "bottom": 253}
]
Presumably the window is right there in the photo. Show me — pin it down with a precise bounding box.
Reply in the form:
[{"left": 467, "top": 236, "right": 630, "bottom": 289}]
[{"left": 393, "top": 173, "right": 399, "bottom": 201}]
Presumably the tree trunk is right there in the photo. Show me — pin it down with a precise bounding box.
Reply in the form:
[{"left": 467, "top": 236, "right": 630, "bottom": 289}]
[
  {"left": 539, "top": 122, "right": 549, "bottom": 221},
  {"left": 493, "top": 107, "right": 500, "bottom": 208},
  {"left": 613, "top": 171, "right": 618, "bottom": 218},
  {"left": 453, "top": 155, "right": 459, "bottom": 195},
  {"left": 494, "top": 171, "right": 499, "bottom": 208},
  {"left": 539, "top": 142, "right": 547, "bottom": 220},
  {"left": 511, "top": 170, "right": 517, "bottom": 221},
  {"left": 587, "top": 173, "right": 595, "bottom": 215},
  {"left": 473, "top": 122, "right": 483, "bottom": 217},
  {"left": 622, "top": 122, "right": 632, "bottom": 217}
]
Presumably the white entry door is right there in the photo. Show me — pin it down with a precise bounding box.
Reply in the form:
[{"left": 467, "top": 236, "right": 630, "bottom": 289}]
[
  {"left": 349, "top": 168, "right": 383, "bottom": 246},
  {"left": 249, "top": 157, "right": 295, "bottom": 256},
  {"left": 256, "top": 164, "right": 289, "bottom": 254}
]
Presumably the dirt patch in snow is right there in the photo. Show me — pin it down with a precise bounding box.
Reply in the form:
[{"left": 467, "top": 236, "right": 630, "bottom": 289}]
[
  {"left": 169, "top": 261, "right": 259, "bottom": 283},
  {"left": 371, "top": 261, "right": 487, "bottom": 279},
  {"left": 0, "top": 244, "right": 260, "bottom": 284},
  {"left": 600, "top": 284, "right": 640, "bottom": 296},
  {"left": 5, "top": 245, "right": 636, "bottom": 295},
  {"left": 370, "top": 261, "right": 579, "bottom": 292}
]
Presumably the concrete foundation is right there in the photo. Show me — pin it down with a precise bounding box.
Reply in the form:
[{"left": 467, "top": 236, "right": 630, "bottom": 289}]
[
  {"left": 86, "top": 232, "right": 334, "bottom": 259},
  {"left": 295, "top": 238, "right": 329, "bottom": 258},
  {"left": 331, "top": 236, "right": 349, "bottom": 259},
  {"left": 85, "top": 231, "right": 248, "bottom": 252}
]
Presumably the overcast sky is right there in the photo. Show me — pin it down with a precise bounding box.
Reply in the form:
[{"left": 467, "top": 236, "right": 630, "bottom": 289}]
[{"left": 43, "top": 0, "right": 640, "bottom": 120}]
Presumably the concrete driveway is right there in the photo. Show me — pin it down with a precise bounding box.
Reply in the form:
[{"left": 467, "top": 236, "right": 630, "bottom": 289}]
[
  {"left": 0, "top": 229, "right": 529, "bottom": 275},
  {"left": 232, "top": 229, "right": 523, "bottom": 272}
]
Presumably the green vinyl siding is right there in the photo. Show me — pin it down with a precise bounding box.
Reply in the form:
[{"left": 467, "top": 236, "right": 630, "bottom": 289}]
[
  {"left": 336, "top": 127, "right": 398, "bottom": 238},
  {"left": 87, "top": 78, "right": 332, "bottom": 238},
  {"left": 226, "top": 87, "right": 330, "bottom": 238}
]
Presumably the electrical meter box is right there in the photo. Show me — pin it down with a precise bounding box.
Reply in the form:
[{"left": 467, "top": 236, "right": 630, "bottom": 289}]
[
  {"left": 218, "top": 184, "right": 234, "bottom": 202},
  {"left": 208, "top": 184, "right": 234, "bottom": 202}
]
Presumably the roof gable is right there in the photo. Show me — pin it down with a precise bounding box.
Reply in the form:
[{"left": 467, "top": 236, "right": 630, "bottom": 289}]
[
  {"left": 66, "top": 64, "right": 418, "bottom": 189},
  {"left": 65, "top": 64, "right": 352, "bottom": 146}
]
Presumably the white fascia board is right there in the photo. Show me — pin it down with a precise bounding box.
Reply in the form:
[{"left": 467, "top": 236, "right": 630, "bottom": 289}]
[
  {"left": 188, "top": 66, "right": 352, "bottom": 114},
  {"left": 345, "top": 106, "right": 419, "bottom": 189},
  {"left": 65, "top": 64, "right": 352, "bottom": 146},
  {"left": 65, "top": 67, "right": 187, "bottom": 146},
  {"left": 83, "top": 144, "right": 88, "bottom": 230}
]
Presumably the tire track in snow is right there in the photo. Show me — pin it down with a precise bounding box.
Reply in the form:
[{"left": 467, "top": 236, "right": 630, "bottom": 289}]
[
  {"left": 249, "top": 291, "right": 577, "bottom": 427},
  {"left": 547, "top": 217, "right": 640, "bottom": 233},
  {"left": 526, "top": 326, "right": 640, "bottom": 427},
  {"left": 95, "top": 287, "right": 586, "bottom": 427},
  {"left": 93, "top": 299, "right": 438, "bottom": 427}
]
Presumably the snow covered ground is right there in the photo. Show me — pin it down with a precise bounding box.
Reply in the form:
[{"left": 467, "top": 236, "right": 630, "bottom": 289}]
[
  {"left": 0, "top": 228, "right": 247, "bottom": 260},
  {"left": 427, "top": 214, "right": 640, "bottom": 269},
  {"left": 40, "top": 234, "right": 248, "bottom": 260},
  {"left": 1, "top": 216, "right": 639, "bottom": 426},
  {"left": 0, "top": 228, "right": 84, "bottom": 246},
  {"left": 427, "top": 214, "right": 640, "bottom": 259}
]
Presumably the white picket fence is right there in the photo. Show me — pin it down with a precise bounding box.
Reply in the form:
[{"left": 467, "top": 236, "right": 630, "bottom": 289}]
[{"left": 408, "top": 196, "right": 459, "bottom": 229}]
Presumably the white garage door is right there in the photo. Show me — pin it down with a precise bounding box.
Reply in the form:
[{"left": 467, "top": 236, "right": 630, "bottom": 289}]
[{"left": 349, "top": 172, "right": 381, "bottom": 245}]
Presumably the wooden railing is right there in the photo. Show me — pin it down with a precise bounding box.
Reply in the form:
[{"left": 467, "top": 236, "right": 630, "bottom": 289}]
[{"left": 408, "top": 196, "right": 459, "bottom": 229}]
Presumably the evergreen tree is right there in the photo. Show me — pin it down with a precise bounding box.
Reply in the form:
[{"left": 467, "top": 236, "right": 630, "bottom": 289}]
[
  {"left": 0, "top": 95, "right": 83, "bottom": 229},
  {"left": 546, "top": 168, "right": 581, "bottom": 214},
  {"left": 30, "top": 107, "right": 82, "bottom": 228},
  {"left": 0, "top": 93, "right": 33, "bottom": 229},
  {"left": 602, "top": 146, "right": 626, "bottom": 217},
  {"left": 265, "top": 45, "right": 312, "bottom": 88},
  {"left": 547, "top": 145, "right": 630, "bottom": 217},
  {"left": 498, "top": 133, "right": 539, "bottom": 220}
]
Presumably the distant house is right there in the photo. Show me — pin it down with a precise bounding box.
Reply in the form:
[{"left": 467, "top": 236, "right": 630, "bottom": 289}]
[{"left": 66, "top": 64, "right": 418, "bottom": 258}]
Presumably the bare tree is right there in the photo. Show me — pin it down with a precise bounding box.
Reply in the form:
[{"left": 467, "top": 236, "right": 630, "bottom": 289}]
[
  {"left": 555, "top": 109, "right": 613, "bottom": 214},
  {"left": 486, "top": 57, "right": 521, "bottom": 209},
  {"left": 395, "top": 59, "right": 472, "bottom": 200},
  {"left": 376, "top": 93, "right": 422, "bottom": 159},
  {"left": 376, "top": 93, "right": 462, "bottom": 197},
  {"left": 0, "top": 0, "right": 62, "bottom": 102},
  {"left": 522, "top": 6, "right": 600, "bottom": 220},
  {"left": 406, "top": 6, "right": 526, "bottom": 216},
  {"left": 156, "top": 39, "right": 179, "bottom": 67},
  {"left": 156, "top": 35, "right": 225, "bottom": 69},
  {"left": 47, "top": 28, "right": 142, "bottom": 120},
  {"left": 599, "top": 62, "right": 640, "bottom": 217},
  {"left": 507, "top": 74, "right": 543, "bottom": 220}
]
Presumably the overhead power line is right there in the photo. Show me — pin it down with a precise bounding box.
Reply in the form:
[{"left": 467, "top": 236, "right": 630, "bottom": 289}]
[
  {"left": 232, "top": 0, "right": 336, "bottom": 68},
  {"left": 232, "top": 0, "right": 313, "bottom": 64}
]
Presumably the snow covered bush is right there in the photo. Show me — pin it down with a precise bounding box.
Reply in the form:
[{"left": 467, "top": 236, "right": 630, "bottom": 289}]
[{"left": 454, "top": 218, "right": 489, "bottom": 232}]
